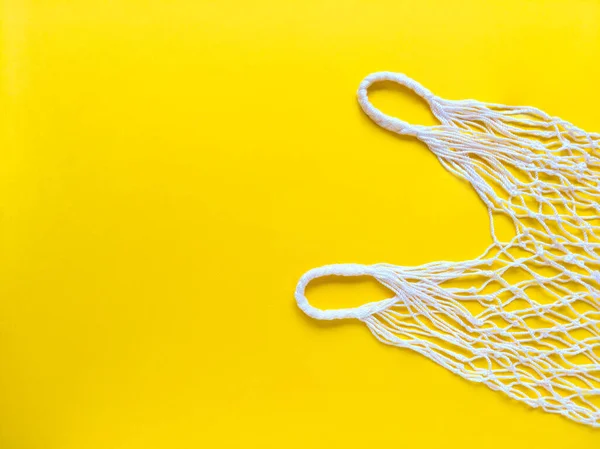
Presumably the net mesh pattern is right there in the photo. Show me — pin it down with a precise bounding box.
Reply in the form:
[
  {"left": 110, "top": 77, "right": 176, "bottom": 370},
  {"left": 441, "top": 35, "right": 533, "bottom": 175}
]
[
  {"left": 296, "top": 73, "right": 600, "bottom": 427},
  {"left": 363, "top": 86, "right": 600, "bottom": 427}
]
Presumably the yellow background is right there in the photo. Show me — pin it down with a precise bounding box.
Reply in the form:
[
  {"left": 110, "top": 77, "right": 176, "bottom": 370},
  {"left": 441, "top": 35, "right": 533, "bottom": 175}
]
[{"left": 1, "top": 0, "right": 600, "bottom": 447}]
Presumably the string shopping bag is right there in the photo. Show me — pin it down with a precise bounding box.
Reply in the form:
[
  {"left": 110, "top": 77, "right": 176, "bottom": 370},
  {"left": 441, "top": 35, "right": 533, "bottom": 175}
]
[{"left": 295, "top": 72, "right": 600, "bottom": 427}]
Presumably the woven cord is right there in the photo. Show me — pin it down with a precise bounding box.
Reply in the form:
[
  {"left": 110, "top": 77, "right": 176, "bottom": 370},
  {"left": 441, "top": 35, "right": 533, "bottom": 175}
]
[{"left": 296, "top": 73, "right": 600, "bottom": 427}]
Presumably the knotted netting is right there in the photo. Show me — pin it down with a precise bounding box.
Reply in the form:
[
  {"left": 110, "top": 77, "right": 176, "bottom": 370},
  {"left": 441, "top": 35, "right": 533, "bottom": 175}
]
[{"left": 295, "top": 72, "right": 600, "bottom": 427}]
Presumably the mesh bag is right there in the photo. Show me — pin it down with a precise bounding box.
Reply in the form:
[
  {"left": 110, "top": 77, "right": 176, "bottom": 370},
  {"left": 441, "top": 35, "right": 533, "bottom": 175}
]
[{"left": 295, "top": 72, "right": 600, "bottom": 427}]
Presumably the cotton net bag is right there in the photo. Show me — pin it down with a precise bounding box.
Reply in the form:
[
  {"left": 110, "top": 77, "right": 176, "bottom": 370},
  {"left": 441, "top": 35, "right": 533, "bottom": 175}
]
[{"left": 295, "top": 72, "right": 600, "bottom": 427}]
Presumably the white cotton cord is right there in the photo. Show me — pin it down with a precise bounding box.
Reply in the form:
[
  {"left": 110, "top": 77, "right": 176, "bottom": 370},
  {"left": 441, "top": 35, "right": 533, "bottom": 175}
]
[
  {"left": 296, "top": 72, "right": 600, "bottom": 428},
  {"left": 294, "top": 263, "right": 397, "bottom": 320},
  {"left": 356, "top": 71, "right": 448, "bottom": 137}
]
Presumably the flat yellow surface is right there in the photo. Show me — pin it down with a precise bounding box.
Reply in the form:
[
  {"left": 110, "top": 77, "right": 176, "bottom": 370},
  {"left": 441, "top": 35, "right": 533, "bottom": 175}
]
[{"left": 1, "top": 0, "right": 600, "bottom": 447}]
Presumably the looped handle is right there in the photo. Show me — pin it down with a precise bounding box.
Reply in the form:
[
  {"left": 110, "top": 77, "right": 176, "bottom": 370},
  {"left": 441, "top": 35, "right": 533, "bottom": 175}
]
[
  {"left": 357, "top": 72, "right": 437, "bottom": 137},
  {"left": 295, "top": 264, "right": 397, "bottom": 320}
]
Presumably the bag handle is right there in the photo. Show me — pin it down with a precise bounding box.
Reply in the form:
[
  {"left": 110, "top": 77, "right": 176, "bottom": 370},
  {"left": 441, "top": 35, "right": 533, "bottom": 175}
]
[
  {"left": 357, "top": 71, "right": 439, "bottom": 137},
  {"left": 294, "top": 264, "right": 397, "bottom": 320}
]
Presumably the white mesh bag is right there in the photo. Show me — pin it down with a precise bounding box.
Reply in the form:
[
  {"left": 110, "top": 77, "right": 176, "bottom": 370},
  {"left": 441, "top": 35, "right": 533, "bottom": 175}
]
[{"left": 295, "top": 72, "right": 600, "bottom": 427}]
